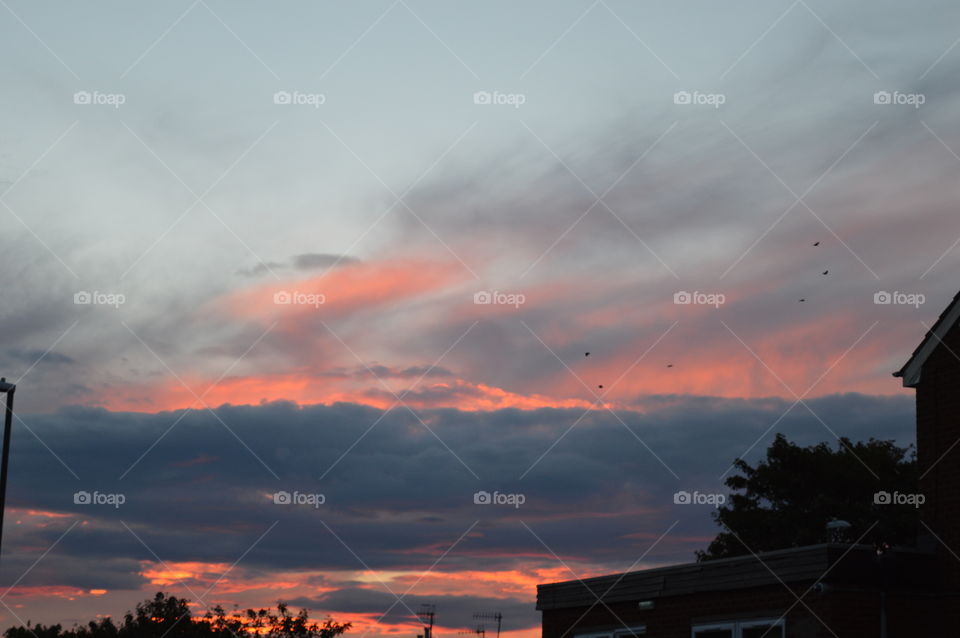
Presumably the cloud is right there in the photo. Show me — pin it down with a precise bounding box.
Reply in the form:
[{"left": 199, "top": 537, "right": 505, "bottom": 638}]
[
  {"left": 3, "top": 394, "right": 914, "bottom": 596},
  {"left": 237, "top": 254, "right": 360, "bottom": 277},
  {"left": 355, "top": 365, "right": 454, "bottom": 379},
  {"left": 5, "top": 349, "right": 75, "bottom": 365},
  {"left": 5, "top": 34, "right": 960, "bottom": 414},
  {"left": 292, "top": 253, "right": 361, "bottom": 271}
]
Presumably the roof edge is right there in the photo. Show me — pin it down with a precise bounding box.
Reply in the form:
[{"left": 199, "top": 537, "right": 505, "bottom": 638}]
[
  {"left": 894, "top": 290, "right": 960, "bottom": 388},
  {"left": 537, "top": 543, "right": 871, "bottom": 592}
]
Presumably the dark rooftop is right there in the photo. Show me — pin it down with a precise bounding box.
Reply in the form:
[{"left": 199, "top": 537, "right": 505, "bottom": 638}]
[{"left": 536, "top": 543, "right": 935, "bottom": 610}]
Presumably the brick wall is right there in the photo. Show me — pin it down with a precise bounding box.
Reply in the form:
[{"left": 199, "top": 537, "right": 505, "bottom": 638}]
[
  {"left": 916, "top": 321, "right": 960, "bottom": 592},
  {"left": 540, "top": 584, "right": 944, "bottom": 638},
  {"left": 543, "top": 584, "right": 817, "bottom": 638}
]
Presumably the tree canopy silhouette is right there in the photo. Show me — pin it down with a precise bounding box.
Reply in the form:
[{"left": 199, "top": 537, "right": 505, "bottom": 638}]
[
  {"left": 4, "top": 592, "right": 352, "bottom": 638},
  {"left": 697, "top": 433, "right": 919, "bottom": 561}
]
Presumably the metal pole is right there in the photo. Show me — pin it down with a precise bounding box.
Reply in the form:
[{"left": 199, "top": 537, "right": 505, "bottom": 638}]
[{"left": 0, "top": 378, "right": 16, "bottom": 564}]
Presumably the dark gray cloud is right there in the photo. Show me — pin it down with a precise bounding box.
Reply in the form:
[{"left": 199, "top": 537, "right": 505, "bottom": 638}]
[
  {"left": 236, "top": 254, "right": 360, "bottom": 277},
  {"left": 292, "top": 253, "right": 361, "bottom": 271},
  {"left": 355, "top": 365, "right": 455, "bottom": 379},
  {"left": 0, "top": 551, "right": 146, "bottom": 592},
  {"left": 2, "top": 394, "right": 914, "bottom": 591},
  {"left": 5, "top": 348, "right": 75, "bottom": 365}
]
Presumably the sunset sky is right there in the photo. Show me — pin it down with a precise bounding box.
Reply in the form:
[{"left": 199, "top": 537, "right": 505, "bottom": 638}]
[{"left": 0, "top": 0, "right": 958, "bottom": 635}]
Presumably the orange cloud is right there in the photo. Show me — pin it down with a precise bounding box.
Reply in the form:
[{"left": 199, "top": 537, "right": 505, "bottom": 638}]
[
  {"left": 526, "top": 309, "right": 899, "bottom": 402},
  {"left": 141, "top": 561, "right": 306, "bottom": 597},
  {"left": 1, "top": 586, "right": 92, "bottom": 600},
  {"left": 11, "top": 508, "right": 75, "bottom": 530},
  {"left": 383, "top": 567, "right": 572, "bottom": 600},
  {"left": 142, "top": 561, "right": 234, "bottom": 587},
  {"left": 87, "top": 251, "right": 910, "bottom": 415},
  {"left": 94, "top": 372, "right": 599, "bottom": 413},
  {"left": 220, "top": 258, "right": 466, "bottom": 321}
]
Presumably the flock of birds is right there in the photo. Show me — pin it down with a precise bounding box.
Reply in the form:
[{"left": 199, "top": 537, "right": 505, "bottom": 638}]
[
  {"left": 798, "top": 241, "right": 825, "bottom": 303},
  {"left": 587, "top": 240, "right": 824, "bottom": 390},
  {"left": 586, "top": 352, "right": 672, "bottom": 392}
]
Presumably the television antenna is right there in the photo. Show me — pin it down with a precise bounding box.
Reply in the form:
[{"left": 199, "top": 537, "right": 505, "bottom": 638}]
[
  {"left": 473, "top": 612, "right": 502, "bottom": 638},
  {"left": 418, "top": 604, "right": 436, "bottom": 638}
]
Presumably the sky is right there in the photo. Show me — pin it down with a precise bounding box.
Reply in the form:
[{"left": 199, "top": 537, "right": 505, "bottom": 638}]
[{"left": 0, "top": 0, "right": 958, "bottom": 635}]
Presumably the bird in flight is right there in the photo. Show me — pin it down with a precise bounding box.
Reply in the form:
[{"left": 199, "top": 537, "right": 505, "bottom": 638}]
[
  {"left": 822, "top": 270, "right": 829, "bottom": 275},
  {"left": 813, "top": 241, "right": 820, "bottom": 246},
  {"left": 799, "top": 298, "right": 806, "bottom": 302},
  {"left": 585, "top": 352, "right": 590, "bottom": 357},
  {"left": 666, "top": 364, "right": 674, "bottom": 368}
]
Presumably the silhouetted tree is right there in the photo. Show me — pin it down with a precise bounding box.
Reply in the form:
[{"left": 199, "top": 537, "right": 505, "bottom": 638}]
[
  {"left": 5, "top": 624, "right": 67, "bottom": 638},
  {"left": 698, "top": 433, "right": 919, "bottom": 560},
  {"left": 119, "top": 592, "right": 195, "bottom": 638},
  {"left": 4, "top": 593, "right": 351, "bottom": 638}
]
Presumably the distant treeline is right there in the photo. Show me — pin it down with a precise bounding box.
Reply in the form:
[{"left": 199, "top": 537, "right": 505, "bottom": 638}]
[{"left": 4, "top": 592, "right": 352, "bottom": 638}]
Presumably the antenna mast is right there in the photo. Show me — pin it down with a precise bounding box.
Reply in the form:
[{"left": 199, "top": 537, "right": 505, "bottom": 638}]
[
  {"left": 473, "top": 612, "right": 502, "bottom": 638},
  {"left": 418, "top": 604, "right": 436, "bottom": 638}
]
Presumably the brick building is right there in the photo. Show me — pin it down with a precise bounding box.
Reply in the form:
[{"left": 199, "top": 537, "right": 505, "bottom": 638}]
[{"left": 536, "top": 291, "right": 960, "bottom": 637}]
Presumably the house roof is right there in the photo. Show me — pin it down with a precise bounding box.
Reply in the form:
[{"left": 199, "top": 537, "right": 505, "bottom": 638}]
[
  {"left": 894, "top": 290, "right": 960, "bottom": 387},
  {"left": 536, "top": 544, "right": 934, "bottom": 610}
]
